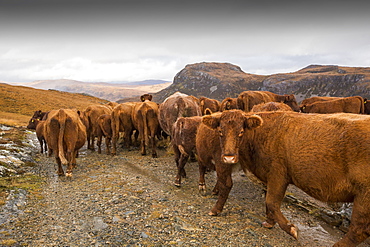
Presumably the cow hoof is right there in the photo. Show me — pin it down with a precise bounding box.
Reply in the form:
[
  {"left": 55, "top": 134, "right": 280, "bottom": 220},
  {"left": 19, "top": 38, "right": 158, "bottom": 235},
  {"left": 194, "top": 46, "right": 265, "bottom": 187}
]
[
  {"left": 289, "top": 224, "right": 299, "bottom": 240},
  {"left": 262, "top": 221, "right": 274, "bottom": 229},
  {"left": 198, "top": 185, "right": 206, "bottom": 195},
  {"left": 208, "top": 211, "right": 218, "bottom": 216},
  {"left": 174, "top": 182, "right": 181, "bottom": 187},
  {"left": 152, "top": 154, "right": 157, "bottom": 158},
  {"left": 66, "top": 172, "right": 73, "bottom": 178}
]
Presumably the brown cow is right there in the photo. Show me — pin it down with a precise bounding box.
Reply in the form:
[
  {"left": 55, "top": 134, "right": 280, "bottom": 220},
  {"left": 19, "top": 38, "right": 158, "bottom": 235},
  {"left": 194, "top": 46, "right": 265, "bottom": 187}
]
[
  {"left": 251, "top": 102, "right": 293, "bottom": 112},
  {"left": 132, "top": 100, "right": 159, "bottom": 157},
  {"left": 237, "top": 91, "right": 300, "bottom": 112},
  {"left": 300, "top": 96, "right": 342, "bottom": 106},
  {"left": 199, "top": 97, "right": 221, "bottom": 115},
  {"left": 43, "top": 109, "right": 86, "bottom": 177},
  {"left": 300, "top": 96, "right": 364, "bottom": 114},
  {"left": 30, "top": 119, "right": 48, "bottom": 154},
  {"left": 172, "top": 116, "right": 202, "bottom": 186},
  {"left": 200, "top": 110, "right": 370, "bottom": 246},
  {"left": 83, "top": 105, "right": 112, "bottom": 151},
  {"left": 105, "top": 101, "right": 119, "bottom": 110},
  {"left": 220, "top": 97, "right": 238, "bottom": 111},
  {"left": 96, "top": 114, "right": 112, "bottom": 155},
  {"left": 111, "top": 102, "right": 138, "bottom": 155},
  {"left": 158, "top": 92, "right": 202, "bottom": 137}
]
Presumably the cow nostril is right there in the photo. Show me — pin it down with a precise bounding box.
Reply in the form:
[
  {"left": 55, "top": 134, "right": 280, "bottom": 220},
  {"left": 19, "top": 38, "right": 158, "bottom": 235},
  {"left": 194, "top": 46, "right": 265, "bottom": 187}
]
[{"left": 223, "top": 155, "right": 237, "bottom": 164}]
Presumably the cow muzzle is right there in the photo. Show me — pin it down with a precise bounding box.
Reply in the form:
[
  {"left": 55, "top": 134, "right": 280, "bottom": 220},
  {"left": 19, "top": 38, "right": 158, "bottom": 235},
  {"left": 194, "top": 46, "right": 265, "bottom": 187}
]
[{"left": 222, "top": 155, "right": 238, "bottom": 164}]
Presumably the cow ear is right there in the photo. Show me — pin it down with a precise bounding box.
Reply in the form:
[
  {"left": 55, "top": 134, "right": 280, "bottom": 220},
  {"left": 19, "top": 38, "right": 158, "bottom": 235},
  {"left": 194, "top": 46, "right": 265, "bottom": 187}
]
[
  {"left": 149, "top": 95, "right": 153, "bottom": 101},
  {"left": 202, "top": 114, "right": 220, "bottom": 129},
  {"left": 204, "top": 108, "right": 213, "bottom": 115},
  {"left": 141, "top": 96, "right": 145, "bottom": 102},
  {"left": 244, "top": 115, "right": 263, "bottom": 129}
]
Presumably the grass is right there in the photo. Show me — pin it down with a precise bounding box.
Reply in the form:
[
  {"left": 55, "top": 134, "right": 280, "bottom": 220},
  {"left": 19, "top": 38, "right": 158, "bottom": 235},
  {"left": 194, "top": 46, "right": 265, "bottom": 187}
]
[{"left": 0, "top": 83, "right": 109, "bottom": 127}]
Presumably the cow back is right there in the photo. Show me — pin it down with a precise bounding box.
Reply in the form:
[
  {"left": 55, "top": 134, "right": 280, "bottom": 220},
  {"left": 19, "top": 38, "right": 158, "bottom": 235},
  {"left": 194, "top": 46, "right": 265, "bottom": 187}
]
[{"left": 158, "top": 92, "right": 201, "bottom": 136}]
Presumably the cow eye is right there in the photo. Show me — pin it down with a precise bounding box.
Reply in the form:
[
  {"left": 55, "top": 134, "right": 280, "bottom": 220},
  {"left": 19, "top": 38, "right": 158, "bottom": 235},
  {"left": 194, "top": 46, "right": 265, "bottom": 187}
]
[
  {"left": 238, "top": 130, "right": 244, "bottom": 137},
  {"left": 218, "top": 128, "right": 223, "bottom": 137}
]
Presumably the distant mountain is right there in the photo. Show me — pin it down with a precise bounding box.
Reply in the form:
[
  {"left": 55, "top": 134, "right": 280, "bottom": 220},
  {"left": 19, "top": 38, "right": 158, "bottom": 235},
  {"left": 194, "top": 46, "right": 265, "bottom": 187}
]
[
  {"left": 141, "top": 62, "right": 370, "bottom": 103},
  {"left": 6, "top": 79, "right": 171, "bottom": 102}
]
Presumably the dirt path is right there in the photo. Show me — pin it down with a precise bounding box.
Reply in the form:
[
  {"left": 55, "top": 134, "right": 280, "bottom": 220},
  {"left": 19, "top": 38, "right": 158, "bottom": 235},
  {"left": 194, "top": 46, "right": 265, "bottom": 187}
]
[{"left": 2, "top": 133, "right": 369, "bottom": 246}]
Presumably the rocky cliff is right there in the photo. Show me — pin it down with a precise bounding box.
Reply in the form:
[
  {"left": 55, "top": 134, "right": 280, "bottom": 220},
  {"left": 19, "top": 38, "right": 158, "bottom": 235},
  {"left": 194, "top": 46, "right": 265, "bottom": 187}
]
[{"left": 150, "top": 62, "right": 370, "bottom": 103}]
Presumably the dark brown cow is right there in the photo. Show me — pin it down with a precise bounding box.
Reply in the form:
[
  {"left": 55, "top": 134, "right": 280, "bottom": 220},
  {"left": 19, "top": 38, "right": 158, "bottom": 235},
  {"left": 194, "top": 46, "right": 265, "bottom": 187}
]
[
  {"left": 300, "top": 96, "right": 342, "bottom": 106},
  {"left": 140, "top": 93, "right": 153, "bottom": 102},
  {"left": 237, "top": 91, "right": 300, "bottom": 112},
  {"left": 364, "top": 98, "right": 370, "bottom": 114},
  {"left": 172, "top": 116, "right": 202, "bottom": 186},
  {"left": 158, "top": 92, "right": 202, "bottom": 137},
  {"left": 300, "top": 96, "right": 364, "bottom": 114},
  {"left": 111, "top": 102, "right": 138, "bottom": 155},
  {"left": 27, "top": 110, "right": 48, "bottom": 129},
  {"left": 96, "top": 114, "right": 112, "bottom": 155},
  {"left": 83, "top": 105, "right": 112, "bottom": 151},
  {"left": 31, "top": 119, "right": 48, "bottom": 154},
  {"left": 43, "top": 109, "right": 86, "bottom": 177},
  {"left": 199, "top": 110, "right": 370, "bottom": 246},
  {"left": 251, "top": 102, "right": 293, "bottom": 112},
  {"left": 220, "top": 97, "right": 238, "bottom": 111},
  {"left": 199, "top": 97, "right": 221, "bottom": 115},
  {"left": 132, "top": 101, "right": 159, "bottom": 157}
]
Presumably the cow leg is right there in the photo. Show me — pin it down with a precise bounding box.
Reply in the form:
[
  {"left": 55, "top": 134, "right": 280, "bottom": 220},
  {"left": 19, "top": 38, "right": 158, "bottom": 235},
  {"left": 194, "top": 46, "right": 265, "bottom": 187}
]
[
  {"left": 105, "top": 137, "right": 111, "bottom": 155},
  {"left": 43, "top": 138, "right": 48, "bottom": 153},
  {"left": 65, "top": 150, "right": 77, "bottom": 177},
  {"left": 97, "top": 134, "right": 102, "bottom": 154},
  {"left": 55, "top": 157, "right": 64, "bottom": 176},
  {"left": 175, "top": 153, "right": 189, "bottom": 187},
  {"left": 150, "top": 134, "right": 157, "bottom": 158},
  {"left": 174, "top": 145, "right": 182, "bottom": 186},
  {"left": 263, "top": 177, "right": 298, "bottom": 239},
  {"left": 90, "top": 132, "right": 95, "bottom": 151},
  {"left": 111, "top": 117, "right": 118, "bottom": 155},
  {"left": 198, "top": 160, "right": 207, "bottom": 195},
  {"left": 209, "top": 164, "right": 233, "bottom": 216},
  {"left": 140, "top": 132, "right": 146, "bottom": 156},
  {"left": 334, "top": 195, "right": 370, "bottom": 247},
  {"left": 87, "top": 129, "right": 91, "bottom": 150}
]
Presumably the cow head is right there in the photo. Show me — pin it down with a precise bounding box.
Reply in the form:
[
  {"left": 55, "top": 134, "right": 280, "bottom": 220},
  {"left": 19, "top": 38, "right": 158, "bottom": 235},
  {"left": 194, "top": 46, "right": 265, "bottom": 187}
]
[
  {"left": 202, "top": 110, "right": 263, "bottom": 164},
  {"left": 27, "top": 117, "right": 40, "bottom": 130},
  {"left": 284, "top": 94, "right": 300, "bottom": 112},
  {"left": 300, "top": 104, "right": 307, "bottom": 113},
  {"left": 140, "top": 94, "right": 153, "bottom": 102}
]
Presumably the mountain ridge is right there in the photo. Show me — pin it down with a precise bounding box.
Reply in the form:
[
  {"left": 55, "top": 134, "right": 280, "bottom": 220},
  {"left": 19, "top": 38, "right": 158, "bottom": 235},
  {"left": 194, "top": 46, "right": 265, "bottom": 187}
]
[
  {"left": 146, "top": 62, "right": 370, "bottom": 103},
  {"left": 5, "top": 79, "right": 171, "bottom": 102}
]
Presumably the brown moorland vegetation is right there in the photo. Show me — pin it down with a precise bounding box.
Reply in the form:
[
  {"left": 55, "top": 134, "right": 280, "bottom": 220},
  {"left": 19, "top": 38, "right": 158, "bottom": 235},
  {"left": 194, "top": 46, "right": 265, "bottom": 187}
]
[{"left": 0, "top": 83, "right": 109, "bottom": 127}]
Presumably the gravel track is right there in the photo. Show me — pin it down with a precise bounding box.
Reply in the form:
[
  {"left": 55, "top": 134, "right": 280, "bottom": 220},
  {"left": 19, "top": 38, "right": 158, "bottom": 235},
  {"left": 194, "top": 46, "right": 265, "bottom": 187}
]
[{"left": 1, "top": 133, "right": 369, "bottom": 247}]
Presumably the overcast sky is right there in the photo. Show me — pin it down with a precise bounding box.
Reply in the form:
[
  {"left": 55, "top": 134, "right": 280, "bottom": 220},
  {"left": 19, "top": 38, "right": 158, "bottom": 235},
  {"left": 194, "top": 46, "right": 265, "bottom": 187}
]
[{"left": 1, "top": 0, "right": 370, "bottom": 83}]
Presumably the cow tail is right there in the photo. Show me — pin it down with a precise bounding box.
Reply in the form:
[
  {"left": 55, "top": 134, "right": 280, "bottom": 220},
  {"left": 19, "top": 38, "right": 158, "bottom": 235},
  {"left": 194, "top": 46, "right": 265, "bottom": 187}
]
[
  {"left": 58, "top": 109, "right": 68, "bottom": 165},
  {"left": 360, "top": 97, "right": 365, "bottom": 114},
  {"left": 142, "top": 108, "right": 149, "bottom": 145}
]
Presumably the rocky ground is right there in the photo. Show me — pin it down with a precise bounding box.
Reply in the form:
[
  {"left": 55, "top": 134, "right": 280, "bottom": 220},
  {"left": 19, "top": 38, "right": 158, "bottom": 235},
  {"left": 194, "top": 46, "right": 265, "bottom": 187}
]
[{"left": 1, "top": 128, "right": 370, "bottom": 246}]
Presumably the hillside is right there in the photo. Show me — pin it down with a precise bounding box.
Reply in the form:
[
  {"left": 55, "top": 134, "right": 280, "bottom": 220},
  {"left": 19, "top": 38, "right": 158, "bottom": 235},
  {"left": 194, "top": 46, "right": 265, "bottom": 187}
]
[
  {"left": 0, "top": 83, "right": 109, "bottom": 127},
  {"left": 148, "top": 62, "right": 370, "bottom": 103},
  {"left": 7, "top": 79, "right": 172, "bottom": 102}
]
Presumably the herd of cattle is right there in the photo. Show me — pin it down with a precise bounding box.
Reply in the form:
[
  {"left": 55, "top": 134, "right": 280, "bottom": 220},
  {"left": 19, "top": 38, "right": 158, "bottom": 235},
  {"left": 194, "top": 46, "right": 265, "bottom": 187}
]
[{"left": 27, "top": 91, "right": 370, "bottom": 247}]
